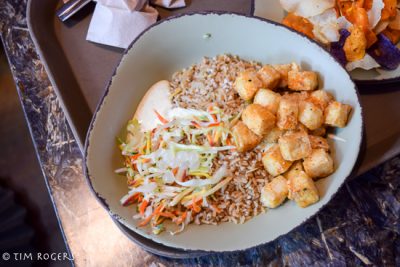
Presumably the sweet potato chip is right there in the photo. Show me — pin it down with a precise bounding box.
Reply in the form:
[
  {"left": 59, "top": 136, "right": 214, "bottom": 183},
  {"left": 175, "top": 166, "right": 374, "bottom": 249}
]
[
  {"left": 349, "top": 7, "right": 370, "bottom": 30},
  {"left": 365, "top": 29, "right": 378, "bottom": 47},
  {"left": 344, "top": 25, "right": 368, "bottom": 61},
  {"left": 381, "top": 0, "right": 397, "bottom": 20},
  {"left": 364, "top": 0, "right": 373, "bottom": 10},
  {"left": 330, "top": 29, "right": 351, "bottom": 66},
  {"left": 283, "top": 13, "right": 315, "bottom": 39},
  {"left": 388, "top": 9, "right": 400, "bottom": 30},
  {"left": 382, "top": 27, "right": 400, "bottom": 43},
  {"left": 337, "top": 0, "right": 353, "bottom": 17},
  {"left": 367, "top": 33, "right": 400, "bottom": 69}
]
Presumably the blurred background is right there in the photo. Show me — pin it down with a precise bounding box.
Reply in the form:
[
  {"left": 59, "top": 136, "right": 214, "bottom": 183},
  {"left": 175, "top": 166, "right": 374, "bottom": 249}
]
[{"left": 0, "top": 43, "right": 68, "bottom": 266}]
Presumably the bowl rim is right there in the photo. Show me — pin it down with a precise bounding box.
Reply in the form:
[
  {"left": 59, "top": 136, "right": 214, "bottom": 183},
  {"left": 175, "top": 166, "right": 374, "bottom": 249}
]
[{"left": 83, "top": 11, "right": 364, "bottom": 254}]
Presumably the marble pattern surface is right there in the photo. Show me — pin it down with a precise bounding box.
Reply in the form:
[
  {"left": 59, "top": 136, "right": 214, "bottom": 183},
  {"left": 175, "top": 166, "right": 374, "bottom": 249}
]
[{"left": 0, "top": 0, "right": 399, "bottom": 266}]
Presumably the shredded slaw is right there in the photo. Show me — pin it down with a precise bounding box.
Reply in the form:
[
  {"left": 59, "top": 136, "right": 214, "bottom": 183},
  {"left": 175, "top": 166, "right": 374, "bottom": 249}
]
[{"left": 117, "top": 106, "right": 236, "bottom": 235}]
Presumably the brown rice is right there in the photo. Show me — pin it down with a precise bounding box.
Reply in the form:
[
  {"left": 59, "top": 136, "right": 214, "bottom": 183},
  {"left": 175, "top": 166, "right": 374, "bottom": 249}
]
[{"left": 169, "top": 54, "right": 272, "bottom": 225}]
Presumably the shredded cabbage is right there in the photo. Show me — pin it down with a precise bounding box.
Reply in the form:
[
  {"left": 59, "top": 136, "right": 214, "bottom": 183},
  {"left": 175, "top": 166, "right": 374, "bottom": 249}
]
[{"left": 117, "top": 107, "right": 235, "bottom": 235}]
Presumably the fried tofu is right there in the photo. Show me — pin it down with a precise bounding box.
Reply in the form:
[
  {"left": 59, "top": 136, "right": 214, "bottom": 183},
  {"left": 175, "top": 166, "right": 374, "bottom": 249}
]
[
  {"left": 310, "top": 127, "right": 326, "bottom": 136},
  {"left": 299, "top": 101, "right": 324, "bottom": 130},
  {"left": 234, "top": 70, "right": 263, "bottom": 101},
  {"left": 263, "top": 127, "right": 284, "bottom": 144},
  {"left": 309, "top": 135, "right": 330, "bottom": 151},
  {"left": 310, "top": 90, "right": 333, "bottom": 110},
  {"left": 325, "top": 101, "right": 352, "bottom": 128},
  {"left": 260, "top": 176, "right": 288, "bottom": 208},
  {"left": 257, "top": 65, "right": 281, "bottom": 90},
  {"left": 272, "top": 63, "right": 300, "bottom": 88},
  {"left": 262, "top": 144, "right": 293, "bottom": 176},
  {"left": 242, "top": 104, "right": 276, "bottom": 136},
  {"left": 286, "top": 164, "right": 319, "bottom": 208},
  {"left": 288, "top": 70, "right": 318, "bottom": 91},
  {"left": 277, "top": 98, "right": 299, "bottom": 130},
  {"left": 232, "top": 121, "right": 261, "bottom": 152},
  {"left": 303, "top": 149, "right": 334, "bottom": 179},
  {"left": 253, "top": 89, "right": 281, "bottom": 114},
  {"left": 278, "top": 132, "right": 312, "bottom": 161}
]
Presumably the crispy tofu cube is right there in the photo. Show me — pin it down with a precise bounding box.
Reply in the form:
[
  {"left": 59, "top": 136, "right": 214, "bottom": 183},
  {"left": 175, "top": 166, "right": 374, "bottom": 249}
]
[
  {"left": 257, "top": 65, "right": 281, "bottom": 89},
  {"left": 309, "top": 135, "right": 330, "bottom": 151},
  {"left": 286, "top": 164, "right": 319, "bottom": 207},
  {"left": 242, "top": 104, "right": 276, "bottom": 136},
  {"left": 299, "top": 101, "right": 324, "bottom": 130},
  {"left": 262, "top": 144, "right": 293, "bottom": 176},
  {"left": 234, "top": 70, "right": 263, "bottom": 101},
  {"left": 277, "top": 98, "right": 298, "bottom": 130},
  {"left": 263, "top": 127, "right": 284, "bottom": 144},
  {"left": 253, "top": 89, "right": 281, "bottom": 114},
  {"left": 272, "top": 63, "right": 300, "bottom": 88},
  {"left": 310, "top": 90, "right": 333, "bottom": 110},
  {"left": 260, "top": 176, "right": 289, "bottom": 208},
  {"left": 232, "top": 121, "right": 261, "bottom": 152},
  {"left": 325, "top": 101, "right": 352, "bottom": 128},
  {"left": 288, "top": 70, "right": 318, "bottom": 91},
  {"left": 303, "top": 149, "right": 334, "bottom": 179},
  {"left": 296, "top": 123, "right": 309, "bottom": 134},
  {"left": 310, "top": 127, "right": 326, "bottom": 136},
  {"left": 278, "top": 132, "right": 312, "bottom": 161}
]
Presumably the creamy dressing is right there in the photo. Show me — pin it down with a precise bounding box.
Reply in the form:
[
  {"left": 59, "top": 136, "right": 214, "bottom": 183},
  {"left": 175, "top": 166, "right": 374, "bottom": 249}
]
[{"left": 134, "top": 80, "right": 173, "bottom": 131}]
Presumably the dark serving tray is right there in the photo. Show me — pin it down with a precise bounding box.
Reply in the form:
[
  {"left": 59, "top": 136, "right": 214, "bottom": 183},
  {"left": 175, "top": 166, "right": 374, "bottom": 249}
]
[{"left": 27, "top": 0, "right": 400, "bottom": 259}]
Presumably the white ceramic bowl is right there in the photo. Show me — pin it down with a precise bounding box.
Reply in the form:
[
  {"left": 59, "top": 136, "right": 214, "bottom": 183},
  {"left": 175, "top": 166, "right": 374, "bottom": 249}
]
[{"left": 84, "top": 12, "right": 363, "bottom": 252}]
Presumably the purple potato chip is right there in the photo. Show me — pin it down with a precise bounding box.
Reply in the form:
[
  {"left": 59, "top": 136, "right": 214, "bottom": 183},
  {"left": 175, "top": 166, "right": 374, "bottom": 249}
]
[
  {"left": 329, "top": 29, "right": 350, "bottom": 67},
  {"left": 367, "top": 33, "right": 400, "bottom": 70}
]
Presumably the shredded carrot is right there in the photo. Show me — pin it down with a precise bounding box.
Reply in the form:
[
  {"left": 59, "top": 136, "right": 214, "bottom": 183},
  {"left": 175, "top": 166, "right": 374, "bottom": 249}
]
[
  {"left": 191, "top": 121, "right": 202, "bottom": 128},
  {"left": 226, "top": 137, "right": 232, "bottom": 146},
  {"left": 172, "top": 167, "right": 179, "bottom": 175},
  {"left": 122, "top": 193, "right": 139, "bottom": 206},
  {"left": 154, "top": 110, "right": 169, "bottom": 124},
  {"left": 130, "top": 154, "right": 142, "bottom": 161},
  {"left": 206, "top": 133, "right": 214, "bottom": 146},
  {"left": 141, "top": 158, "right": 151, "bottom": 163},
  {"left": 158, "top": 212, "right": 175, "bottom": 218},
  {"left": 138, "top": 215, "right": 153, "bottom": 227},
  {"left": 154, "top": 204, "right": 165, "bottom": 215},
  {"left": 175, "top": 211, "right": 187, "bottom": 225},
  {"left": 139, "top": 200, "right": 148, "bottom": 215},
  {"left": 211, "top": 114, "right": 218, "bottom": 122},
  {"left": 208, "top": 122, "right": 220, "bottom": 127},
  {"left": 138, "top": 204, "right": 165, "bottom": 227},
  {"left": 190, "top": 197, "right": 202, "bottom": 213}
]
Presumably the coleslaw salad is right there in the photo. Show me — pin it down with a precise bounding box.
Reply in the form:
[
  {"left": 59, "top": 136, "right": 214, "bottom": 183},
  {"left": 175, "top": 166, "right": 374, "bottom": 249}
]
[{"left": 117, "top": 106, "right": 238, "bottom": 235}]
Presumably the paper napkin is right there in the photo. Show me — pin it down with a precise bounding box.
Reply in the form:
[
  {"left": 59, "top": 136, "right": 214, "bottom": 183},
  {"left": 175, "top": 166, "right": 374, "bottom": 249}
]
[{"left": 87, "top": 0, "right": 186, "bottom": 49}]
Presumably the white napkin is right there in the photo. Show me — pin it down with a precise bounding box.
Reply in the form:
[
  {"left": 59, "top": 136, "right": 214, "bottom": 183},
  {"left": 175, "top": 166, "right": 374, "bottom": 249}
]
[
  {"left": 87, "top": 0, "right": 186, "bottom": 49},
  {"left": 151, "top": 0, "right": 186, "bottom": 9}
]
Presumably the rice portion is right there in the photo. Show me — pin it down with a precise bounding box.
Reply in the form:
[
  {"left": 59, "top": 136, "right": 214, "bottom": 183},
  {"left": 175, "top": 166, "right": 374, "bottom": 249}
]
[{"left": 169, "top": 54, "right": 271, "bottom": 225}]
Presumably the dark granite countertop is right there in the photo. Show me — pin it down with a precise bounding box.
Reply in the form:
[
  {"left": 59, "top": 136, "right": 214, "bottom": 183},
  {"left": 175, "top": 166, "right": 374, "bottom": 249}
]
[{"left": 1, "top": 0, "right": 399, "bottom": 266}]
